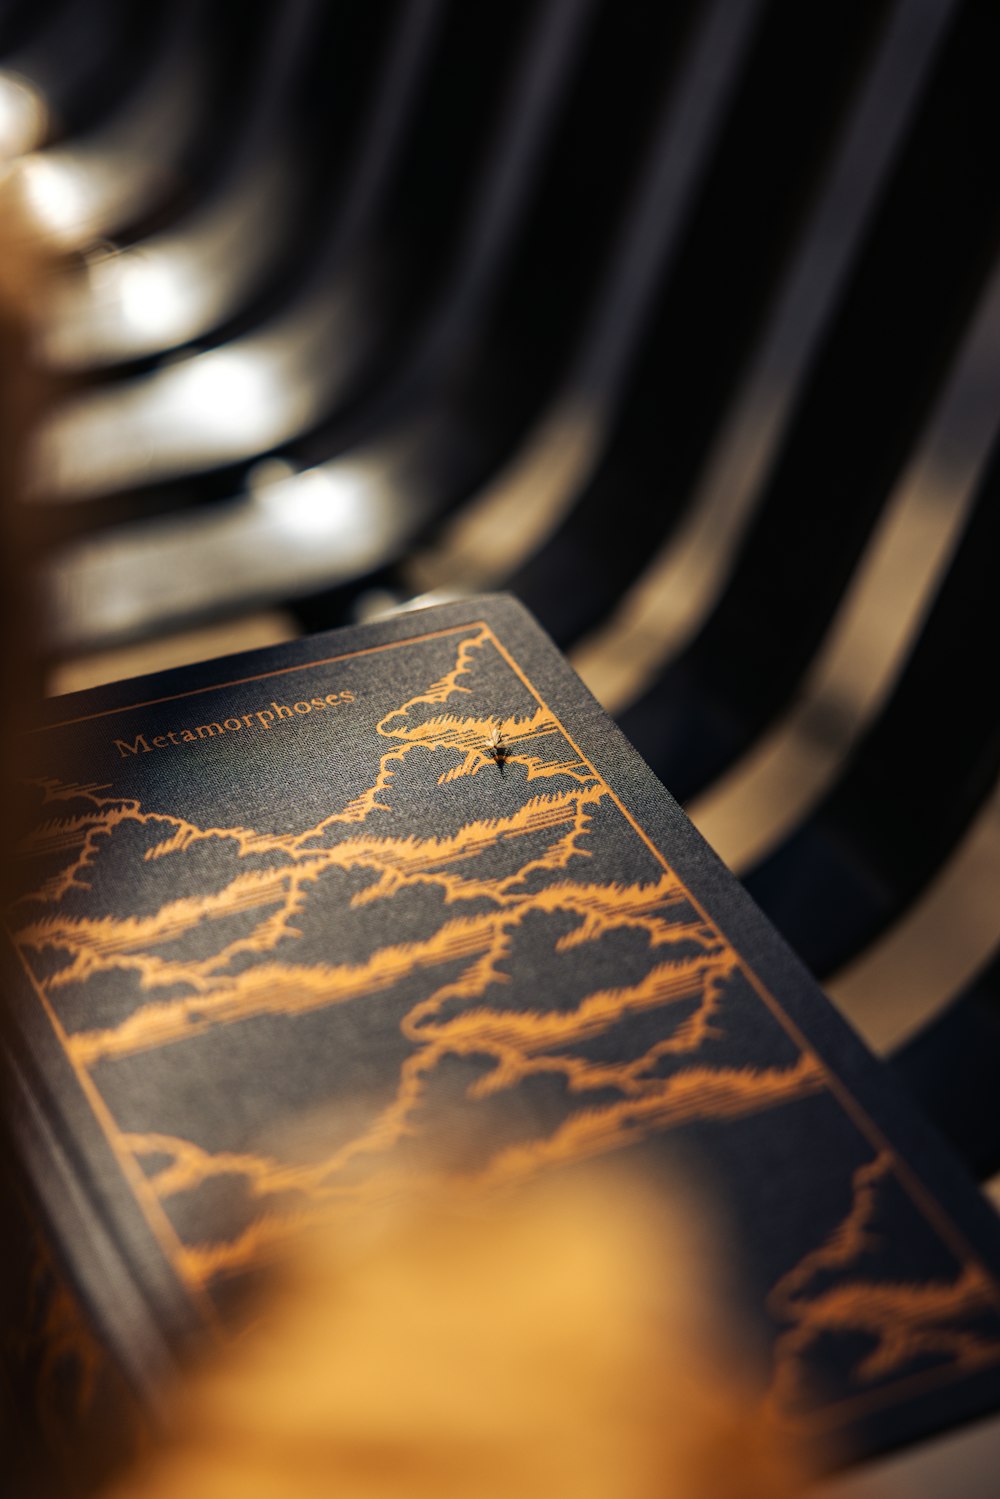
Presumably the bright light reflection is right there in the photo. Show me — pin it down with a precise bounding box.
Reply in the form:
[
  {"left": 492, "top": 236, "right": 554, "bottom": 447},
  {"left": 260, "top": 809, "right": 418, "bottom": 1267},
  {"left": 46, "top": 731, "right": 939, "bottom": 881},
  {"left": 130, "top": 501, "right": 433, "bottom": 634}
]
[
  {"left": 0, "top": 72, "right": 47, "bottom": 159},
  {"left": 161, "top": 347, "right": 283, "bottom": 448},
  {"left": 112, "top": 248, "right": 199, "bottom": 340},
  {"left": 17, "top": 154, "right": 92, "bottom": 242},
  {"left": 253, "top": 464, "right": 376, "bottom": 543}
]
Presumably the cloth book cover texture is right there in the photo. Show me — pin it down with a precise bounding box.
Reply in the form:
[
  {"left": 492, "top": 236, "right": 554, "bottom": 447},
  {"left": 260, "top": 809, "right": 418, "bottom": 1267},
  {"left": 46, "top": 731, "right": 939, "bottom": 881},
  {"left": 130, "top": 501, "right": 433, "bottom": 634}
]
[{"left": 6, "top": 593, "right": 1000, "bottom": 1462}]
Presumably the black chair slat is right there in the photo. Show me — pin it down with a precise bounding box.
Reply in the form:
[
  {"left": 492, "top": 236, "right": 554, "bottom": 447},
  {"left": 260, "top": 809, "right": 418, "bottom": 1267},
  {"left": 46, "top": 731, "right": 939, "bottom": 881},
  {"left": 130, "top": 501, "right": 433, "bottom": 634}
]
[
  {"left": 3, "top": 0, "right": 152, "bottom": 136},
  {"left": 618, "top": 0, "right": 1000, "bottom": 803},
  {"left": 891, "top": 949, "right": 1000, "bottom": 1181},
  {"left": 32, "top": 0, "right": 601, "bottom": 515},
  {"left": 46, "top": 2, "right": 707, "bottom": 644},
  {"left": 0, "top": 0, "right": 61, "bottom": 55},
  {"left": 741, "top": 440, "right": 1000, "bottom": 978},
  {"left": 509, "top": 0, "right": 893, "bottom": 649}
]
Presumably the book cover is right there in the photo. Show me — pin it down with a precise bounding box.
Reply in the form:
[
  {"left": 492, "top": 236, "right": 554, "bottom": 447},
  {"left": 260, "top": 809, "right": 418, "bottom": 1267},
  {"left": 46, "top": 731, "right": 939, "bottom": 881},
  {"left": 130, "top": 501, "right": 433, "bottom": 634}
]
[{"left": 5, "top": 593, "right": 1000, "bottom": 1465}]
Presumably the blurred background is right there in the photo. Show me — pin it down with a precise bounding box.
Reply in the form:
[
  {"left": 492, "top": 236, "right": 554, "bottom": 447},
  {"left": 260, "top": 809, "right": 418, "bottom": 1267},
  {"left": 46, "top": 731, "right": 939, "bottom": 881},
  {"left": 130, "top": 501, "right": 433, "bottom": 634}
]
[{"left": 0, "top": 0, "right": 998, "bottom": 1493}]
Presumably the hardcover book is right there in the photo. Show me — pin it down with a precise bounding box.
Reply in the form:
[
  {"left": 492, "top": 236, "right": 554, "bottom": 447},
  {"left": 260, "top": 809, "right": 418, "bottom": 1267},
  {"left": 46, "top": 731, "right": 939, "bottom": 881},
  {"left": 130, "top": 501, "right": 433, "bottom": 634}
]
[{"left": 5, "top": 593, "right": 1000, "bottom": 1469}]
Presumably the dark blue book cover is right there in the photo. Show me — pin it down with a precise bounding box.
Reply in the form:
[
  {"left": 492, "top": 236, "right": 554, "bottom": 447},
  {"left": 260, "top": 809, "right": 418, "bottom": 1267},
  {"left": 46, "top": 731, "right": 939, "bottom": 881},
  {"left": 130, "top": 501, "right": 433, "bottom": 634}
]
[{"left": 6, "top": 594, "right": 1000, "bottom": 1464}]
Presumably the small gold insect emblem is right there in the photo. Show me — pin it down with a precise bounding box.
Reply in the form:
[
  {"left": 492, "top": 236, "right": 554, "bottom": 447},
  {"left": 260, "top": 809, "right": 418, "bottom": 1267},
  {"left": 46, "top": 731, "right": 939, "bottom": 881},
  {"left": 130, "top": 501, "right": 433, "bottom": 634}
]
[{"left": 485, "top": 721, "right": 507, "bottom": 765}]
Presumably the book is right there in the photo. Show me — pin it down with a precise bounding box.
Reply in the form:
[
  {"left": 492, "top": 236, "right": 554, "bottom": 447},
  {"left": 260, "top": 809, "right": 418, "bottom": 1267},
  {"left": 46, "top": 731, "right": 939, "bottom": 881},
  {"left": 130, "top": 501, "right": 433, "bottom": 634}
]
[{"left": 5, "top": 593, "right": 1000, "bottom": 1472}]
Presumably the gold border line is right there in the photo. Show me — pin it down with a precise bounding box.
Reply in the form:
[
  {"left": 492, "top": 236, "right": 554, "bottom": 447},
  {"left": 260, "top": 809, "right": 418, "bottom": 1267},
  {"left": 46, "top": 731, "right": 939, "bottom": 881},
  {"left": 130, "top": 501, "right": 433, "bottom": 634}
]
[
  {"left": 32, "top": 622, "right": 483, "bottom": 732},
  {"left": 774, "top": 1353, "right": 1000, "bottom": 1435},
  {"left": 7, "top": 936, "right": 221, "bottom": 1331}
]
